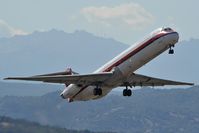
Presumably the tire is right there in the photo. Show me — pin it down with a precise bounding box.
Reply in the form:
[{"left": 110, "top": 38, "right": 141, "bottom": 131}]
[
  {"left": 123, "top": 89, "right": 127, "bottom": 96},
  {"left": 98, "top": 88, "right": 102, "bottom": 95},
  {"left": 93, "top": 88, "right": 102, "bottom": 96},
  {"left": 169, "top": 49, "right": 174, "bottom": 54},
  {"left": 93, "top": 88, "right": 98, "bottom": 96},
  {"left": 127, "top": 89, "right": 132, "bottom": 96}
]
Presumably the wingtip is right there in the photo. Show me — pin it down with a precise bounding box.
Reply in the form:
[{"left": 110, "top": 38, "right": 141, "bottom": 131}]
[
  {"left": 3, "top": 77, "right": 9, "bottom": 80},
  {"left": 190, "top": 83, "right": 195, "bottom": 86},
  {"left": 3, "top": 77, "right": 18, "bottom": 80},
  {"left": 186, "top": 82, "right": 195, "bottom": 86}
]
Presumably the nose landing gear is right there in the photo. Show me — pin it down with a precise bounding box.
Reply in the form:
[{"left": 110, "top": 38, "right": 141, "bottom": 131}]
[{"left": 169, "top": 45, "right": 174, "bottom": 54}]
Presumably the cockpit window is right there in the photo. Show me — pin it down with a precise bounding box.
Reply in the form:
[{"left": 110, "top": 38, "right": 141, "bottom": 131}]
[{"left": 163, "top": 27, "right": 172, "bottom": 31}]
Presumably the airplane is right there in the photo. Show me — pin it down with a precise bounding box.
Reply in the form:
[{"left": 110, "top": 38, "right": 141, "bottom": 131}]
[{"left": 4, "top": 27, "right": 194, "bottom": 102}]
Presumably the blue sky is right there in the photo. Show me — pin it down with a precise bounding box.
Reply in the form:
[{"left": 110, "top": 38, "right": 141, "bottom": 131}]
[{"left": 0, "top": 0, "right": 198, "bottom": 44}]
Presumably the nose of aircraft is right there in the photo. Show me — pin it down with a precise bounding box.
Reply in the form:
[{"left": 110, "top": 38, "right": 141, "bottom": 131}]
[
  {"left": 60, "top": 87, "right": 73, "bottom": 99},
  {"left": 173, "top": 31, "right": 179, "bottom": 43},
  {"left": 60, "top": 89, "right": 68, "bottom": 99},
  {"left": 60, "top": 93, "right": 66, "bottom": 99}
]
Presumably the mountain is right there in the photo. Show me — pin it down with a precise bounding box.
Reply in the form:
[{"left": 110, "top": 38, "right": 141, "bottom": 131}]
[
  {"left": 0, "top": 81, "right": 61, "bottom": 97},
  {"left": 0, "top": 86, "right": 199, "bottom": 133},
  {"left": 0, "top": 116, "right": 114, "bottom": 133},
  {"left": 0, "top": 29, "right": 127, "bottom": 77}
]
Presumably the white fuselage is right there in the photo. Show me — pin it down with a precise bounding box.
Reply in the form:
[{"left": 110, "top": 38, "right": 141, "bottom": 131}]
[{"left": 61, "top": 28, "right": 179, "bottom": 102}]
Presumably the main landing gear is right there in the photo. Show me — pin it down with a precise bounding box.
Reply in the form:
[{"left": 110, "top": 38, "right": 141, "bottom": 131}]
[
  {"left": 169, "top": 44, "right": 174, "bottom": 54},
  {"left": 93, "top": 86, "right": 102, "bottom": 96},
  {"left": 123, "top": 84, "right": 132, "bottom": 97}
]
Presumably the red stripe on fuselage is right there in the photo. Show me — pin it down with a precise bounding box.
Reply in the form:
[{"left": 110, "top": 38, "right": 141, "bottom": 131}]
[
  {"left": 71, "top": 85, "right": 88, "bottom": 100},
  {"left": 102, "top": 32, "right": 167, "bottom": 72}
]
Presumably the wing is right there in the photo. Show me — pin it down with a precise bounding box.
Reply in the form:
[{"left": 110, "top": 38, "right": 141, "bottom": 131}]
[
  {"left": 4, "top": 72, "right": 113, "bottom": 86},
  {"left": 121, "top": 73, "right": 194, "bottom": 87}
]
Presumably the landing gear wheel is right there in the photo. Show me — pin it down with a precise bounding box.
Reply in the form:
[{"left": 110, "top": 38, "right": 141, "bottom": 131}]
[
  {"left": 169, "top": 45, "right": 174, "bottom": 54},
  {"left": 98, "top": 88, "right": 102, "bottom": 95},
  {"left": 93, "top": 88, "right": 98, "bottom": 95},
  {"left": 169, "top": 49, "right": 174, "bottom": 54},
  {"left": 93, "top": 88, "right": 102, "bottom": 96},
  {"left": 127, "top": 89, "right": 132, "bottom": 96},
  {"left": 123, "top": 83, "right": 133, "bottom": 97},
  {"left": 123, "top": 89, "right": 127, "bottom": 96},
  {"left": 123, "top": 89, "right": 132, "bottom": 96}
]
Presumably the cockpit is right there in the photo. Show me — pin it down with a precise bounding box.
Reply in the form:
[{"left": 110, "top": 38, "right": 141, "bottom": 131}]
[
  {"left": 162, "top": 27, "right": 173, "bottom": 32},
  {"left": 150, "top": 27, "right": 174, "bottom": 36}
]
